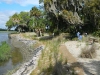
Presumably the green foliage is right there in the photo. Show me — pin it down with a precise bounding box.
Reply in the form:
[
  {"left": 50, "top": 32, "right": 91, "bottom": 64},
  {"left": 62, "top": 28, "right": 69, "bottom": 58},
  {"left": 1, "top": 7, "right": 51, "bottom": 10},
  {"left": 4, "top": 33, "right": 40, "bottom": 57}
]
[
  {"left": 6, "top": 12, "right": 30, "bottom": 31},
  {"left": 83, "top": 0, "right": 100, "bottom": 32},
  {"left": 0, "top": 41, "right": 11, "bottom": 61},
  {"left": 39, "top": 0, "right": 44, "bottom": 4},
  {"left": 93, "top": 31, "right": 100, "bottom": 37},
  {"left": 5, "top": 0, "right": 100, "bottom": 35},
  {"left": 30, "top": 7, "right": 41, "bottom": 17},
  {"left": 30, "top": 7, "right": 46, "bottom": 30},
  {"left": 6, "top": 17, "right": 14, "bottom": 30},
  {"left": 53, "top": 29, "right": 60, "bottom": 36},
  {"left": 19, "top": 11, "right": 30, "bottom": 25},
  {"left": 44, "top": 0, "right": 51, "bottom": 4},
  {"left": 27, "top": 18, "right": 34, "bottom": 31},
  {"left": 11, "top": 13, "right": 21, "bottom": 24}
]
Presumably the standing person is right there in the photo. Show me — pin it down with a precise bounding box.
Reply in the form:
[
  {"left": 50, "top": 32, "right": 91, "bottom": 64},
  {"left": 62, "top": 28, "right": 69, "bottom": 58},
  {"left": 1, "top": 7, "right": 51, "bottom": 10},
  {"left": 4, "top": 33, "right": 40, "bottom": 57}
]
[
  {"left": 77, "top": 32, "right": 80, "bottom": 38},
  {"left": 79, "top": 33, "right": 82, "bottom": 40},
  {"left": 52, "top": 32, "right": 54, "bottom": 37},
  {"left": 76, "top": 32, "right": 82, "bottom": 40}
]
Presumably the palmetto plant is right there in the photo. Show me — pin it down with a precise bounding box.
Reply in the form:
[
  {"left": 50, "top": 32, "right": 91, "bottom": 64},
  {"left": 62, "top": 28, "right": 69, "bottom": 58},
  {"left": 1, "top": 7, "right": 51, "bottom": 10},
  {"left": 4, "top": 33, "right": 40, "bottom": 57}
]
[{"left": 30, "top": 7, "right": 41, "bottom": 18}]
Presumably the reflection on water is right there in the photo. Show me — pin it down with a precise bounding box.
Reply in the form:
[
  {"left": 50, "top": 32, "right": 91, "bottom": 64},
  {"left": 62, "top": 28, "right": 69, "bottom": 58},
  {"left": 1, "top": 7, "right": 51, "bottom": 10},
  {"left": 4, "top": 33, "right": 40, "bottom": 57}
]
[
  {"left": 0, "top": 47, "right": 23, "bottom": 75},
  {"left": 11, "top": 47, "right": 23, "bottom": 65},
  {"left": 0, "top": 31, "right": 23, "bottom": 75},
  {"left": 0, "top": 59, "right": 13, "bottom": 75}
]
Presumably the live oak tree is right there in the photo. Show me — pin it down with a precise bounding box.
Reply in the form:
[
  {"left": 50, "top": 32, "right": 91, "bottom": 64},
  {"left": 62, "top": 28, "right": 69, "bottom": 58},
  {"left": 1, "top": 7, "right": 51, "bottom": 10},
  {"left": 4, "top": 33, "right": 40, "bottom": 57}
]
[
  {"left": 83, "top": 0, "right": 100, "bottom": 33},
  {"left": 6, "top": 12, "right": 30, "bottom": 32}
]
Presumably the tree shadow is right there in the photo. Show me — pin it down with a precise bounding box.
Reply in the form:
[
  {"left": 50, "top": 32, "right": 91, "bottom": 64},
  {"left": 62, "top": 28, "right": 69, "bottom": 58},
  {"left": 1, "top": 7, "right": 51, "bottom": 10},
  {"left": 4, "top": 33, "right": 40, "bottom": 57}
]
[
  {"left": 79, "top": 60, "right": 100, "bottom": 75},
  {"left": 38, "top": 60, "right": 77, "bottom": 75},
  {"left": 63, "top": 34, "right": 76, "bottom": 40},
  {"left": 39, "top": 35, "right": 54, "bottom": 40},
  {"left": 71, "top": 62, "right": 82, "bottom": 68},
  {"left": 38, "top": 51, "right": 78, "bottom": 75}
]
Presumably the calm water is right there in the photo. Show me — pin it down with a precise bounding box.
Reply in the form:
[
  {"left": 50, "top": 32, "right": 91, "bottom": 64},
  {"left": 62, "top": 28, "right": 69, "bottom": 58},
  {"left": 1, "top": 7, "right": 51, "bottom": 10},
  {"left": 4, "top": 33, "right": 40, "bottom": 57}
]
[
  {"left": 0, "top": 31, "right": 23, "bottom": 75},
  {"left": 0, "top": 31, "right": 9, "bottom": 43}
]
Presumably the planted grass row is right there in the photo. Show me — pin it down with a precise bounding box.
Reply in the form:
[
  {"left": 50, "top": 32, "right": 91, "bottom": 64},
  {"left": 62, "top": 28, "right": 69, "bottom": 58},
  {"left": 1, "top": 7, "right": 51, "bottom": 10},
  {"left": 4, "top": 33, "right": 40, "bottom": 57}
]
[{"left": 0, "top": 41, "right": 11, "bottom": 61}]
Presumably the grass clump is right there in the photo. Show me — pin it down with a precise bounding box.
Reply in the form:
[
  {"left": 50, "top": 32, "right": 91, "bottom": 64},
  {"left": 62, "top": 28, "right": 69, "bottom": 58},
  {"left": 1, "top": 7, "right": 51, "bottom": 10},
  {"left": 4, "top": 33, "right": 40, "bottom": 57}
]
[
  {"left": 30, "top": 37, "right": 77, "bottom": 75},
  {"left": 21, "top": 33, "right": 38, "bottom": 40},
  {"left": 80, "top": 44, "right": 97, "bottom": 58},
  {"left": 0, "top": 41, "right": 11, "bottom": 61}
]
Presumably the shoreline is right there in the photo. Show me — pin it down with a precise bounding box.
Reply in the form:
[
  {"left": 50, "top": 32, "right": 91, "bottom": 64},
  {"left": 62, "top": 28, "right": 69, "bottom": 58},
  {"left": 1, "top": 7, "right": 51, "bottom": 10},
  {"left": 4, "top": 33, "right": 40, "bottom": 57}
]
[{"left": 9, "top": 33, "right": 45, "bottom": 75}]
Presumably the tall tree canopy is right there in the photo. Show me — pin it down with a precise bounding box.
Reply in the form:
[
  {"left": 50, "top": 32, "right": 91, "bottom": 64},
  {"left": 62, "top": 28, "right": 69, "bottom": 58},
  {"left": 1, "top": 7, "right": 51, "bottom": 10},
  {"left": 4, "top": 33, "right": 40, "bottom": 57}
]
[
  {"left": 6, "top": 0, "right": 100, "bottom": 36},
  {"left": 38, "top": 0, "right": 85, "bottom": 34},
  {"left": 43, "top": 0, "right": 84, "bottom": 24},
  {"left": 30, "top": 7, "right": 46, "bottom": 29},
  {"left": 39, "top": 0, "right": 100, "bottom": 35},
  {"left": 30, "top": 7, "right": 41, "bottom": 18},
  {"left": 83, "top": 0, "right": 100, "bottom": 31},
  {"left": 6, "top": 11, "right": 30, "bottom": 32}
]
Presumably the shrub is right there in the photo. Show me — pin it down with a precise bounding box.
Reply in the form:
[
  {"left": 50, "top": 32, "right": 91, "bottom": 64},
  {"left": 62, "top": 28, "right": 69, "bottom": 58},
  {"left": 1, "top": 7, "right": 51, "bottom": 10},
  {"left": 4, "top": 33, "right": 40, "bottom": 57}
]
[
  {"left": 80, "top": 44, "right": 97, "bottom": 58},
  {"left": 53, "top": 29, "right": 60, "bottom": 36},
  {"left": 93, "top": 31, "right": 100, "bottom": 37}
]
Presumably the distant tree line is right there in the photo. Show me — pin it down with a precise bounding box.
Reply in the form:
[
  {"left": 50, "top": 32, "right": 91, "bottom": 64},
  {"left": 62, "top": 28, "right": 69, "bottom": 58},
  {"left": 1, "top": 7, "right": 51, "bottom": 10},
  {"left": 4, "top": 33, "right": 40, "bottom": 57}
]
[{"left": 0, "top": 28, "right": 7, "bottom": 31}]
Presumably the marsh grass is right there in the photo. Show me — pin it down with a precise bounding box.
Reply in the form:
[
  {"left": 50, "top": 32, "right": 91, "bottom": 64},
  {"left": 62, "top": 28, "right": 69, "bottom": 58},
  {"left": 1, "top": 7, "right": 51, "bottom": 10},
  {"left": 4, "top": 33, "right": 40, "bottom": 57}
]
[
  {"left": 0, "top": 41, "right": 11, "bottom": 61},
  {"left": 30, "top": 36, "right": 77, "bottom": 75},
  {"left": 30, "top": 39, "right": 61, "bottom": 75},
  {"left": 21, "top": 33, "right": 38, "bottom": 40}
]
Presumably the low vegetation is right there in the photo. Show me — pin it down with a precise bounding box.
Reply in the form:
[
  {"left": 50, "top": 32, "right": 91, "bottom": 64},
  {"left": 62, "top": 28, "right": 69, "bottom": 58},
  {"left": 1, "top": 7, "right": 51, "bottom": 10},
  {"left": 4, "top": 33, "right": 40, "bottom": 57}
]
[
  {"left": 30, "top": 36, "right": 77, "bottom": 75},
  {"left": 80, "top": 44, "right": 97, "bottom": 58},
  {"left": 0, "top": 41, "right": 11, "bottom": 61}
]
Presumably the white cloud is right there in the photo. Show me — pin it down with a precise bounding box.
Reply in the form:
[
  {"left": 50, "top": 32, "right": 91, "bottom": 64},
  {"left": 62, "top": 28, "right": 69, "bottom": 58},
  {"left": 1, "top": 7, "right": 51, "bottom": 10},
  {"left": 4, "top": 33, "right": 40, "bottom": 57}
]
[
  {"left": 0, "top": 11, "right": 16, "bottom": 28},
  {"left": 0, "top": 0, "right": 39, "bottom": 6},
  {"left": 0, "top": 10, "right": 30, "bottom": 29},
  {"left": 3, "top": 0, "right": 12, "bottom": 3},
  {"left": 16, "top": 0, "right": 39, "bottom": 6},
  {"left": 0, "top": 0, "right": 40, "bottom": 29}
]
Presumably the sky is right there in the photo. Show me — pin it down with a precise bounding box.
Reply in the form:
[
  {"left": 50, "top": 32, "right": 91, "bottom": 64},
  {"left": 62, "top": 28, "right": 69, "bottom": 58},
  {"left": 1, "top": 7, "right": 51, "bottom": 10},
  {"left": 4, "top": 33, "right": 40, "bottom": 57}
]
[{"left": 0, "top": 0, "right": 39, "bottom": 29}]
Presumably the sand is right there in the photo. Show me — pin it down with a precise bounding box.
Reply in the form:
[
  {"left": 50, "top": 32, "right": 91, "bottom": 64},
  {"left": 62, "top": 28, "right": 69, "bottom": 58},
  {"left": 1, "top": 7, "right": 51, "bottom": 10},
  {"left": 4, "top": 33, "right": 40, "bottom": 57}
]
[{"left": 65, "top": 41, "right": 100, "bottom": 75}]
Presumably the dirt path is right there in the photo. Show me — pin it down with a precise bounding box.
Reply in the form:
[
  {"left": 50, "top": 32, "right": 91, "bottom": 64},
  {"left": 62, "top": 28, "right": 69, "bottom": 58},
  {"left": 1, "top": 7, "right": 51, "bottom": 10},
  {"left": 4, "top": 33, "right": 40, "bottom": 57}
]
[{"left": 59, "top": 44, "right": 84, "bottom": 75}]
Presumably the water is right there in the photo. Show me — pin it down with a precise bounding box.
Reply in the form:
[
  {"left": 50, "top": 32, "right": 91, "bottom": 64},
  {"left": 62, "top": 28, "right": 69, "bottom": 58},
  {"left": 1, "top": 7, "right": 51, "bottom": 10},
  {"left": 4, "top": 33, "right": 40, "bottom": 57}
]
[
  {"left": 0, "top": 31, "right": 9, "bottom": 43},
  {"left": 0, "top": 31, "right": 23, "bottom": 75}
]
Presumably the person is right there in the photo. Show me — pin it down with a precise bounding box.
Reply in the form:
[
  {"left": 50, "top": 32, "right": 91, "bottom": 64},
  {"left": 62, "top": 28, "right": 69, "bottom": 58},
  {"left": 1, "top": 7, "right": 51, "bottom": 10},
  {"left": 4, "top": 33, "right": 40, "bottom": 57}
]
[
  {"left": 84, "top": 32, "right": 87, "bottom": 37},
  {"left": 76, "top": 32, "right": 83, "bottom": 40},
  {"left": 45, "top": 26, "right": 48, "bottom": 31},
  {"left": 52, "top": 32, "right": 54, "bottom": 37},
  {"left": 78, "top": 34, "right": 82, "bottom": 40},
  {"left": 77, "top": 32, "right": 80, "bottom": 37}
]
